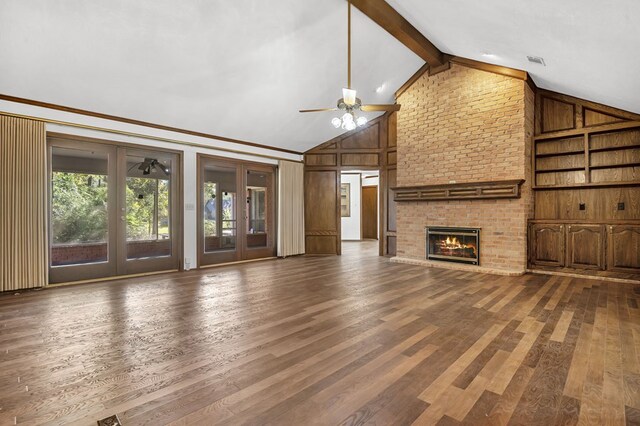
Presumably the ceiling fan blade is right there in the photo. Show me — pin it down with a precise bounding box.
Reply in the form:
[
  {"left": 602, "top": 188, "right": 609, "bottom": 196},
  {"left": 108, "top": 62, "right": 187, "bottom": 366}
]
[
  {"left": 299, "top": 108, "right": 338, "bottom": 113},
  {"left": 360, "top": 104, "right": 402, "bottom": 112}
]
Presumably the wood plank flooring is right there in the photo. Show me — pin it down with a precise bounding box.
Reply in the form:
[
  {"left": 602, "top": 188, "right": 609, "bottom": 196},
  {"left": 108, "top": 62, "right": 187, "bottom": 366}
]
[{"left": 1, "top": 241, "right": 640, "bottom": 425}]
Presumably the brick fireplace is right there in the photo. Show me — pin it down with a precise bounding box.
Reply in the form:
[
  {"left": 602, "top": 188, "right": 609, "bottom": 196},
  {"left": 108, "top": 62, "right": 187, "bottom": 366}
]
[
  {"left": 392, "top": 64, "right": 534, "bottom": 275},
  {"left": 426, "top": 226, "right": 480, "bottom": 265}
]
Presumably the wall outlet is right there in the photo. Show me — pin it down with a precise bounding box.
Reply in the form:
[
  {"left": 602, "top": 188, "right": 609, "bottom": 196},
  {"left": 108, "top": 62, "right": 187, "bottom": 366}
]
[
  {"left": 579, "top": 203, "right": 586, "bottom": 211},
  {"left": 184, "top": 258, "right": 191, "bottom": 270}
]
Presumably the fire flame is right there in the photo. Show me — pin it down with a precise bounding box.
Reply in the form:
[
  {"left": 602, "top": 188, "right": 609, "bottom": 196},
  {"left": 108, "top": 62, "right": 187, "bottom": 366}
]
[{"left": 440, "top": 236, "right": 477, "bottom": 256}]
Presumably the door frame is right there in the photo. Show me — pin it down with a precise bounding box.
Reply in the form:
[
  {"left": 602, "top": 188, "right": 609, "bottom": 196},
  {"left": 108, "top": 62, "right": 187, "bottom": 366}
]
[
  {"left": 197, "top": 154, "right": 277, "bottom": 267},
  {"left": 47, "top": 138, "right": 119, "bottom": 283},
  {"left": 339, "top": 168, "right": 381, "bottom": 248},
  {"left": 47, "top": 133, "right": 183, "bottom": 283},
  {"left": 118, "top": 146, "right": 182, "bottom": 275},
  {"left": 243, "top": 163, "right": 278, "bottom": 260}
]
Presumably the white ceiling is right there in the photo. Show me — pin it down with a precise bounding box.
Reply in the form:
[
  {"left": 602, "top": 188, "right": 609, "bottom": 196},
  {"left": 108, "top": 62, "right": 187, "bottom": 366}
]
[
  {"left": 387, "top": 0, "right": 640, "bottom": 115},
  {"left": 2, "top": 1, "right": 638, "bottom": 154},
  {"left": 0, "top": 0, "right": 423, "bottom": 152}
]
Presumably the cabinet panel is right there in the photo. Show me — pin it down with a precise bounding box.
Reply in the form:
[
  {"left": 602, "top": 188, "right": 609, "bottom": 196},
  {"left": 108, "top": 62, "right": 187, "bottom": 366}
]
[
  {"left": 304, "top": 170, "right": 339, "bottom": 254},
  {"left": 566, "top": 225, "right": 605, "bottom": 270},
  {"left": 530, "top": 224, "right": 565, "bottom": 267},
  {"left": 607, "top": 225, "right": 640, "bottom": 273}
]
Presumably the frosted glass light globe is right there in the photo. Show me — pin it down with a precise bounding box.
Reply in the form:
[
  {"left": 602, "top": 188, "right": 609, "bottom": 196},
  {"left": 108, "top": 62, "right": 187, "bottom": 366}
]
[
  {"left": 331, "top": 117, "right": 341, "bottom": 128},
  {"left": 356, "top": 116, "right": 368, "bottom": 126}
]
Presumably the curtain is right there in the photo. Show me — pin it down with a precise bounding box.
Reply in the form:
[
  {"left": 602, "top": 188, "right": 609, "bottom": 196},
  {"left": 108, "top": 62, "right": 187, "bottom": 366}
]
[
  {"left": 0, "top": 115, "right": 48, "bottom": 291},
  {"left": 277, "top": 160, "right": 305, "bottom": 257}
]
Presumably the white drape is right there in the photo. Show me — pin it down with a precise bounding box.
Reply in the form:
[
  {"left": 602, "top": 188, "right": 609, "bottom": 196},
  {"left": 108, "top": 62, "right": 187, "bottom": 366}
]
[{"left": 277, "top": 160, "right": 305, "bottom": 257}]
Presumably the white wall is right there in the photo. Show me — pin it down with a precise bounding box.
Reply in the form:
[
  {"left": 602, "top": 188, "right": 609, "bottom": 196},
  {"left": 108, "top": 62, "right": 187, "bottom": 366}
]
[
  {"left": 0, "top": 100, "right": 302, "bottom": 271},
  {"left": 340, "top": 173, "right": 361, "bottom": 241},
  {"left": 361, "top": 175, "right": 379, "bottom": 187}
]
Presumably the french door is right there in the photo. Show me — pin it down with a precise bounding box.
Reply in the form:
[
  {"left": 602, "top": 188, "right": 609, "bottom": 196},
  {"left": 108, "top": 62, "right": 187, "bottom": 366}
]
[
  {"left": 198, "top": 155, "right": 276, "bottom": 266},
  {"left": 48, "top": 136, "right": 181, "bottom": 283}
]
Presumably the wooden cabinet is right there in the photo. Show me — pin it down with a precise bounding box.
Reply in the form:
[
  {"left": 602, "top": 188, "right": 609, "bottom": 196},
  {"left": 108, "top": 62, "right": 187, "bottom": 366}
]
[
  {"left": 566, "top": 225, "right": 605, "bottom": 270},
  {"left": 530, "top": 223, "right": 565, "bottom": 267},
  {"left": 607, "top": 225, "right": 640, "bottom": 273},
  {"left": 529, "top": 221, "right": 640, "bottom": 276}
]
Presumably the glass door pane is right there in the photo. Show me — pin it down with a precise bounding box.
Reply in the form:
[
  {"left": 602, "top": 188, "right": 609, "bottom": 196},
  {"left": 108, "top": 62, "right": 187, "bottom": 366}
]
[
  {"left": 125, "top": 154, "right": 173, "bottom": 259},
  {"left": 203, "top": 164, "right": 237, "bottom": 253},
  {"left": 51, "top": 147, "right": 110, "bottom": 266},
  {"left": 246, "top": 170, "right": 269, "bottom": 248},
  {"left": 198, "top": 157, "right": 275, "bottom": 266}
]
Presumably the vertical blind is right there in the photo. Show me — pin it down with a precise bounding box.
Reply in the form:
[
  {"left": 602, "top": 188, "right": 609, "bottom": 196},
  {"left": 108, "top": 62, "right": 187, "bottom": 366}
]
[
  {"left": 277, "top": 160, "right": 305, "bottom": 257},
  {"left": 0, "top": 115, "right": 48, "bottom": 291}
]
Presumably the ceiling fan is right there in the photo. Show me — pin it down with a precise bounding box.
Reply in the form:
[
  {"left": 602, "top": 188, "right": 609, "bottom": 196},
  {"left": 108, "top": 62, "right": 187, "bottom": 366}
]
[
  {"left": 299, "top": 0, "right": 401, "bottom": 131},
  {"left": 128, "top": 158, "right": 170, "bottom": 176}
]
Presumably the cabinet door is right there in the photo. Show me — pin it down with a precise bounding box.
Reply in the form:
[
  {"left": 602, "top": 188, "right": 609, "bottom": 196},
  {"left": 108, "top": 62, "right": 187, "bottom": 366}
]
[
  {"left": 530, "top": 224, "right": 565, "bottom": 267},
  {"left": 566, "top": 225, "right": 605, "bottom": 270},
  {"left": 607, "top": 225, "right": 640, "bottom": 273}
]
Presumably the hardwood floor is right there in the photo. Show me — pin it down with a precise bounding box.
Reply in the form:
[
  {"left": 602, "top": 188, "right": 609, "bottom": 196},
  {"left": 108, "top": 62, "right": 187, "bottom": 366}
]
[{"left": 1, "top": 241, "right": 640, "bottom": 425}]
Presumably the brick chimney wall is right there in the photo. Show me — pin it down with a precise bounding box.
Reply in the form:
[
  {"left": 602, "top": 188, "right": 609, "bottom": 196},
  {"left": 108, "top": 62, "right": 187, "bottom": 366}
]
[{"left": 395, "top": 64, "right": 534, "bottom": 274}]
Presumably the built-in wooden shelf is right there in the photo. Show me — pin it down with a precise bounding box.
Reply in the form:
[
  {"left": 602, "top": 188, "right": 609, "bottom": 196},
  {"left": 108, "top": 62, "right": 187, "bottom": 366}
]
[
  {"left": 533, "top": 118, "right": 640, "bottom": 188},
  {"left": 529, "top": 219, "right": 640, "bottom": 224},
  {"left": 533, "top": 181, "right": 640, "bottom": 190},
  {"left": 589, "top": 143, "right": 640, "bottom": 153},
  {"left": 392, "top": 179, "right": 524, "bottom": 202},
  {"left": 536, "top": 166, "right": 585, "bottom": 173},
  {"left": 535, "top": 149, "right": 584, "bottom": 158},
  {"left": 590, "top": 162, "right": 640, "bottom": 170}
]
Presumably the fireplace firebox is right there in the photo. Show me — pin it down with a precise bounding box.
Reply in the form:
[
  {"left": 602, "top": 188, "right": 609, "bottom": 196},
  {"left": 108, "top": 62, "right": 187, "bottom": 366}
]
[{"left": 426, "top": 227, "right": 480, "bottom": 265}]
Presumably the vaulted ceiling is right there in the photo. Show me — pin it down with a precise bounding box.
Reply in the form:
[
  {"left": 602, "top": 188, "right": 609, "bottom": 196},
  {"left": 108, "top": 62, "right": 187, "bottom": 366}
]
[
  {"left": 1, "top": 1, "right": 638, "bottom": 153},
  {"left": 387, "top": 0, "right": 640, "bottom": 115},
  {"left": 0, "top": 0, "right": 423, "bottom": 152}
]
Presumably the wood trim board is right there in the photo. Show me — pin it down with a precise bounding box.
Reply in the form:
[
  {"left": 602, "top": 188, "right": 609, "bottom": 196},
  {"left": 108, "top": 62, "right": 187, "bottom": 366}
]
[{"left": 0, "top": 93, "right": 303, "bottom": 155}]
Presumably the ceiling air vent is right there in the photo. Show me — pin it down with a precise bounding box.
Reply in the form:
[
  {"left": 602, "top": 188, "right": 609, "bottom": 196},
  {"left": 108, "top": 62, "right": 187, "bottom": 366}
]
[{"left": 527, "top": 56, "right": 546, "bottom": 66}]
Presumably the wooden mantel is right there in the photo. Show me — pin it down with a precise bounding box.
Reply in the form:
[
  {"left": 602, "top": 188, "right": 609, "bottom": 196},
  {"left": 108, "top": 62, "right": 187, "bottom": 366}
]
[{"left": 392, "top": 179, "right": 525, "bottom": 202}]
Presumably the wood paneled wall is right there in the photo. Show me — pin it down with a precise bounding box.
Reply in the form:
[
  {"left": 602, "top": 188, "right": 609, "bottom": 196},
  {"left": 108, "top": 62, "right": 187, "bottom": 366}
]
[
  {"left": 304, "top": 113, "right": 397, "bottom": 255},
  {"left": 531, "top": 90, "right": 640, "bottom": 279},
  {"left": 533, "top": 90, "right": 640, "bottom": 221}
]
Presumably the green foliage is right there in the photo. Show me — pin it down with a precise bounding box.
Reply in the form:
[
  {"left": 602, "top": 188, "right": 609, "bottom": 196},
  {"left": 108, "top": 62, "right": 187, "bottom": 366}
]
[
  {"left": 126, "top": 177, "right": 169, "bottom": 240},
  {"left": 203, "top": 182, "right": 217, "bottom": 236},
  {"left": 51, "top": 172, "right": 170, "bottom": 244},
  {"left": 51, "top": 172, "right": 108, "bottom": 244}
]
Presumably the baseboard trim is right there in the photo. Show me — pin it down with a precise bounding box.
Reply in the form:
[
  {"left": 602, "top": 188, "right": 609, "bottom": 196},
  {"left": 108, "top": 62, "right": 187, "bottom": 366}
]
[
  {"left": 390, "top": 257, "right": 525, "bottom": 276},
  {"left": 198, "top": 257, "right": 277, "bottom": 269},
  {"left": 48, "top": 269, "right": 180, "bottom": 288},
  {"left": 527, "top": 268, "right": 640, "bottom": 284}
]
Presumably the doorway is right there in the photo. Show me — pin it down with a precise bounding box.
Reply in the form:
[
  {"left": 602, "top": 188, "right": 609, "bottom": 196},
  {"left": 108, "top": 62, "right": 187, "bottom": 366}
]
[
  {"left": 340, "top": 171, "right": 379, "bottom": 251},
  {"left": 198, "top": 155, "right": 276, "bottom": 266},
  {"left": 48, "top": 136, "right": 181, "bottom": 283}
]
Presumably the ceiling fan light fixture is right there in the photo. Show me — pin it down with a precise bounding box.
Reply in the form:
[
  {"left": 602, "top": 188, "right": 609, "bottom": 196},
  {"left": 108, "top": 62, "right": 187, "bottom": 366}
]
[
  {"left": 343, "top": 120, "right": 357, "bottom": 131},
  {"left": 299, "top": 0, "right": 400, "bottom": 126},
  {"left": 342, "top": 88, "right": 357, "bottom": 106}
]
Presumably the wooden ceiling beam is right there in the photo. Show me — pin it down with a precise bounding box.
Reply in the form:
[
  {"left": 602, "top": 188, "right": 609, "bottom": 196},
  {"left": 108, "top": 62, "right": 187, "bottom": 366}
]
[{"left": 350, "top": 0, "right": 445, "bottom": 67}]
